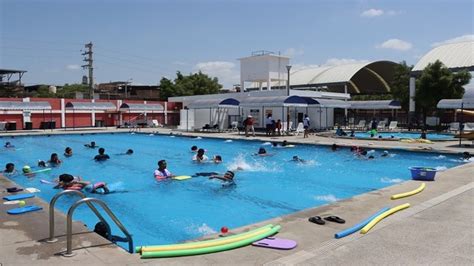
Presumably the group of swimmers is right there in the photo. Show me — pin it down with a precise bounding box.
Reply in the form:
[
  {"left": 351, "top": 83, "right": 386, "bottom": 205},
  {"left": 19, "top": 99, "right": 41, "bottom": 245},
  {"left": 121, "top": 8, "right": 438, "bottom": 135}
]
[{"left": 2, "top": 141, "right": 134, "bottom": 194}]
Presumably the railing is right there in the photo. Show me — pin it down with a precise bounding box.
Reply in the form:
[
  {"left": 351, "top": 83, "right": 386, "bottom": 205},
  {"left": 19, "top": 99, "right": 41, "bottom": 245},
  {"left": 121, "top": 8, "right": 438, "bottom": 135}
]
[
  {"left": 66, "top": 198, "right": 133, "bottom": 256},
  {"left": 47, "top": 190, "right": 133, "bottom": 256},
  {"left": 47, "top": 190, "right": 109, "bottom": 243}
]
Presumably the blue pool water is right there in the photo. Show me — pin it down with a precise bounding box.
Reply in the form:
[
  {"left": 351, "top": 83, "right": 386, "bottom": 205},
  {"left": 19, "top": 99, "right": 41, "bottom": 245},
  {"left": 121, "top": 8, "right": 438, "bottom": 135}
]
[
  {"left": 1, "top": 133, "right": 464, "bottom": 250},
  {"left": 354, "top": 132, "right": 455, "bottom": 140}
]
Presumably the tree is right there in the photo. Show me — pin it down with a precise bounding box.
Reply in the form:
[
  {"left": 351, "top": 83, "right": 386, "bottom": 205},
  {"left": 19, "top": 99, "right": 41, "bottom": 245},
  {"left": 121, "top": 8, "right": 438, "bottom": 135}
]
[
  {"left": 389, "top": 61, "right": 413, "bottom": 111},
  {"left": 416, "top": 60, "right": 471, "bottom": 119},
  {"left": 159, "top": 71, "right": 222, "bottom": 100},
  {"left": 56, "top": 84, "right": 89, "bottom": 98}
]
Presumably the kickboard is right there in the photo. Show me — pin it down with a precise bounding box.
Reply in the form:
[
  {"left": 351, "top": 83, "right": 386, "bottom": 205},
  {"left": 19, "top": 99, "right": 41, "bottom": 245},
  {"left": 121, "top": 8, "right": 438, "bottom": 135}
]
[
  {"left": 32, "top": 168, "right": 52, "bottom": 174},
  {"left": 173, "top": 175, "right": 192, "bottom": 181},
  {"left": 252, "top": 237, "right": 297, "bottom": 250},
  {"left": 284, "top": 145, "right": 296, "bottom": 148},
  {"left": 3, "top": 193, "right": 35, "bottom": 201},
  {"left": 8, "top": 205, "right": 43, "bottom": 215}
]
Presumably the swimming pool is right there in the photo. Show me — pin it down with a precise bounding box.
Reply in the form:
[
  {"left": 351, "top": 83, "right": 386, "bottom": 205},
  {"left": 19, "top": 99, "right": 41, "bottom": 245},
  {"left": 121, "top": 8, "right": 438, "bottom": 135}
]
[
  {"left": 354, "top": 132, "right": 455, "bottom": 141},
  {"left": 2, "top": 133, "right": 464, "bottom": 250}
]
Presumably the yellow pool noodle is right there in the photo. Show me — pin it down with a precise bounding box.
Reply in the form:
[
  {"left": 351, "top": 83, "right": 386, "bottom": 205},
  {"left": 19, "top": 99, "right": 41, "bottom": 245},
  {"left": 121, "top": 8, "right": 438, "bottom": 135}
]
[
  {"left": 140, "top": 225, "right": 275, "bottom": 253},
  {"left": 391, "top": 183, "right": 426, "bottom": 200},
  {"left": 360, "top": 203, "right": 410, "bottom": 234}
]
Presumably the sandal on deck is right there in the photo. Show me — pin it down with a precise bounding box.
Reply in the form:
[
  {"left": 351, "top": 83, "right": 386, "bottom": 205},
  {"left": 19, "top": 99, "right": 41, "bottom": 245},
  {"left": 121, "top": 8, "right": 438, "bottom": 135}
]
[
  {"left": 324, "top": 216, "right": 345, "bottom": 224},
  {"left": 308, "top": 216, "right": 325, "bottom": 225}
]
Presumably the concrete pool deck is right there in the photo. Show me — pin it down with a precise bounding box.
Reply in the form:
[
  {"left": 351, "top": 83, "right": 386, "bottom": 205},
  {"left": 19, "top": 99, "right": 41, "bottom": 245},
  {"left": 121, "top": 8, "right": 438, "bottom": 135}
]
[{"left": 1, "top": 128, "right": 473, "bottom": 265}]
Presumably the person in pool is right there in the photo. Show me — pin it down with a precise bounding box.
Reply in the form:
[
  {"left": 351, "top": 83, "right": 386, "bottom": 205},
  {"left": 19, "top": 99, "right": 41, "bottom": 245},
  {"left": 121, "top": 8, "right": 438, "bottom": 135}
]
[
  {"left": 462, "top": 151, "right": 471, "bottom": 160},
  {"left": 193, "top": 148, "right": 209, "bottom": 162},
  {"left": 256, "top": 147, "right": 268, "bottom": 156},
  {"left": 331, "top": 143, "right": 338, "bottom": 151},
  {"left": 38, "top": 160, "right": 48, "bottom": 167},
  {"left": 4, "top": 142, "right": 15, "bottom": 148},
  {"left": 381, "top": 151, "right": 390, "bottom": 157},
  {"left": 212, "top": 155, "right": 222, "bottom": 164},
  {"left": 282, "top": 140, "right": 289, "bottom": 147},
  {"left": 154, "top": 160, "right": 174, "bottom": 180},
  {"left": 191, "top": 145, "right": 198, "bottom": 153},
  {"left": 3, "top": 163, "right": 16, "bottom": 174},
  {"left": 54, "top": 174, "right": 90, "bottom": 190},
  {"left": 349, "top": 130, "right": 355, "bottom": 138},
  {"left": 420, "top": 129, "right": 427, "bottom": 140},
  {"left": 209, "top": 170, "right": 235, "bottom": 185},
  {"left": 94, "top": 148, "right": 110, "bottom": 161},
  {"left": 85, "top": 141, "right": 98, "bottom": 148},
  {"left": 291, "top": 156, "right": 305, "bottom": 163},
  {"left": 22, "top": 165, "right": 35, "bottom": 177},
  {"left": 48, "top": 153, "right": 62, "bottom": 166},
  {"left": 94, "top": 221, "right": 128, "bottom": 243},
  {"left": 64, "top": 147, "right": 73, "bottom": 157},
  {"left": 117, "top": 149, "right": 133, "bottom": 155}
]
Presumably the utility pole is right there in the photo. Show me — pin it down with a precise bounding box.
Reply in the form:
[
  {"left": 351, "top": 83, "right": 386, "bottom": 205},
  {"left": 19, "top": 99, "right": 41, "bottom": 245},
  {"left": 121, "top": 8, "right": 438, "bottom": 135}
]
[{"left": 81, "top": 42, "right": 94, "bottom": 99}]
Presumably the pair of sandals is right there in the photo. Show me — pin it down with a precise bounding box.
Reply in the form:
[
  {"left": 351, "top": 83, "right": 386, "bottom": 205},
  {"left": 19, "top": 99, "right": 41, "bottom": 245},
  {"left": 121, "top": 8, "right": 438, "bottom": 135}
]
[{"left": 308, "top": 215, "right": 345, "bottom": 225}]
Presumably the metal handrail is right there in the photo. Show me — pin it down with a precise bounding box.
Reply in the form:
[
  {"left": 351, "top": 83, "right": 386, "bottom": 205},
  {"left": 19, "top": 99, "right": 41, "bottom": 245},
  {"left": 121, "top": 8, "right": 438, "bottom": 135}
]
[
  {"left": 66, "top": 198, "right": 133, "bottom": 256},
  {"left": 47, "top": 190, "right": 109, "bottom": 243}
]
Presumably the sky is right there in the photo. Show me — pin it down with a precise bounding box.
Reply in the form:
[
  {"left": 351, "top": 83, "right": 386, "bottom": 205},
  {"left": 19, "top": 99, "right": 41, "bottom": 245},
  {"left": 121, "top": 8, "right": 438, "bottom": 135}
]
[{"left": 1, "top": 0, "right": 473, "bottom": 88}]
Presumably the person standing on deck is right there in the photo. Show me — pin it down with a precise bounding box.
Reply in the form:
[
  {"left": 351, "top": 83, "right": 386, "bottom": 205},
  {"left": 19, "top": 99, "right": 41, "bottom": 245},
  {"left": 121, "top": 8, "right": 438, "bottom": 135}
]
[{"left": 303, "top": 114, "right": 310, "bottom": 138}]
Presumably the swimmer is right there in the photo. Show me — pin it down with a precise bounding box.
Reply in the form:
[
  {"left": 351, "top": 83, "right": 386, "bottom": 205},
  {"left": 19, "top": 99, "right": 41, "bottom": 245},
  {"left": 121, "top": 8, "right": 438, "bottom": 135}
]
[
  {"left": 94, "top": 148, "right": 110, "bottom": 161},
  {"left": 213, "top": 155, "right": 222, "bottom": 164},
  {"left": 85, "top": 182, "right": 110, "bottom": 194},
  {"left": 48, "top": 153, "right": 62, "bottom": 165},
  {"left": 191, "top": 145, "right": 198, "bottom": 153},
  {"left": 193, "top": 148, "right": 209, "bottom": 162},
  {"left": 282, "top": 140, "right": 288, "bottom": 147},
  {"left": 349, "top": 130, "right": 355, "bottom": 138},
  {"left": 53, "top": 174, "right": 90, "bottom": 190},
  {"left": 117, "top": 149, "right": 133, "bottom": 155},
  {"left": 22, "top": 165, "right": 35, "bottom": 177},
  {"left": 331, "top": 144, "right": 338, "bottom": 151},
  {"left": 4, "top": 142, "right": 15, "bottom": 148},
  {"left": 85, "top": 141, "right": 98, "bottom": 148},
  {"left": 462, "top": 151, "right": 471, "bottom": 160},
  {"left": 368, "top": 155, "right": 375, "bottom": 159},
  {"left": 94, "top": 221, "right": 128, "bottom": 243},
  {"left": 255, "top": 147, "right": 268, "bottom": 156},
  {"left": 209, "top": 170, "right": 235, "bottom": 184},
  {"left": 3, "top": 163, "right": 16, "bottom": 174},
  {"left": 38, "top": 160, "right": 48, "bottom": 167},
  {"left": 64, "top": 147, "right": 73, "bottom": 157},
  {"left": 154, "top": 160, "right": 174, "bottom": 180},
  {"left": 381, "top": 151, "right": 389, "bottom": 157},
  {"left": 291, "top": 156, "right": 305, "bottom": 163}
]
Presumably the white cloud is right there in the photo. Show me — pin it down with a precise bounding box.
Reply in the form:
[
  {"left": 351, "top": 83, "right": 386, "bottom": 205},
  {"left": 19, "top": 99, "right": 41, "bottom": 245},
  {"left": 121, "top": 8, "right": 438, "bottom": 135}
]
[
  {"left": 431, "top": 34, "right": 474, "bottom": 47},
  {"left": 322, "top": 58, "right": 369, "bottom": 66},
  {"left": 283, "top": 47, "right": 304, "bottom": 58},
  {"left": 377, "top": 39, "right": 413, "bottom": 51},
  {"left": 361, "top": 9, "right": 384, "bottom": 17},
  {"left": 193, "top": 61, "right": 239, "bottom": 89},
  {"left": 66, "top": 64, "right": 80, "bottom": 70}
]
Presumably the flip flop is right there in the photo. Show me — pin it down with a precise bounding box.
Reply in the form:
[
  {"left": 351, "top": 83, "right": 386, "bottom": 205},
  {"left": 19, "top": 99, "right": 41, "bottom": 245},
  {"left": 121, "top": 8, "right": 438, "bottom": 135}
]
[
  {"left": 308, "top": 216, "right": 325, "bottom": 225},
  {"left": 324, "top": 216, "right": 345, "bottom": 224}
]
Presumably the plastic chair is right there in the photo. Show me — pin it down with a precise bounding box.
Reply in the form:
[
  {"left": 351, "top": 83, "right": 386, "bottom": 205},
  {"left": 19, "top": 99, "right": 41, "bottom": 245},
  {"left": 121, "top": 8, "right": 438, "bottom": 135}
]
[
  {"left": 294, "top": 122, "right": 304, "bottom": 136},
  {"left": 356, "top": 120, "right": 366, "bottom": 130},
  {"left": 388, "top": 121, "right": 398, "bottom": 131},
  {"left": 377, "top": 121, "right": 386, "bottom": 130}
]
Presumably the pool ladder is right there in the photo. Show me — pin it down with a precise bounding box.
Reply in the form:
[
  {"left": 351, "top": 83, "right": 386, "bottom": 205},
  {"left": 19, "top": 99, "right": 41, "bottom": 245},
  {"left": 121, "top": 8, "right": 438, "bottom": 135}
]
[{"left": 47, "top": 190, "right": 134, "bottom": 256}]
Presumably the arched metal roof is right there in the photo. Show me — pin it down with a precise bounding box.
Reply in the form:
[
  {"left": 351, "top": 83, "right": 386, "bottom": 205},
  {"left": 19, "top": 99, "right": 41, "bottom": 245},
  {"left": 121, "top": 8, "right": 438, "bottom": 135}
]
[
  {"left": 289, "top": 61, "right": 397, "bottom": 94},
  {"left": 239, "top": 95, "right": 308, "bottom": 107},
  {"left": 413, "top": 41, "right": 474, "bottom": 72},
  {"left": 347, "top": 100, "right": 401, "bottom": 110},
  {"left": 65, "top": 102, "right": 116, "bottom": 110},
  {"left": 119, "top": 103, "right": 164, "bottom": 111},
  {"left": 186, "top": 98, "right": 240, "bottom": 109},
  {"left": 0, "top": 101, "right": 51, "bottom": 110}
]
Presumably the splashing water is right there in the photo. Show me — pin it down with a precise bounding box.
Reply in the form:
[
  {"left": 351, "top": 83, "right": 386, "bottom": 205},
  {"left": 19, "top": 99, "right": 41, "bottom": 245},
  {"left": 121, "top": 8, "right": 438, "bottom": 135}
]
[
  {"left": 380, "top": 177, "right": 404, "bottom": 183},
  {"left": 314, "top": 194, "right": 339, "bottom": 202}
]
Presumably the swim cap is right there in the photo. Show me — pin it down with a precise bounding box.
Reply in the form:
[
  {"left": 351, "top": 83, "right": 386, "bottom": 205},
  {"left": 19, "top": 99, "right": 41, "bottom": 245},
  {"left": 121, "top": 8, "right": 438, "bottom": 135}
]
[{"left": 22, "top": 165, "right": 31, "bottom": 173}]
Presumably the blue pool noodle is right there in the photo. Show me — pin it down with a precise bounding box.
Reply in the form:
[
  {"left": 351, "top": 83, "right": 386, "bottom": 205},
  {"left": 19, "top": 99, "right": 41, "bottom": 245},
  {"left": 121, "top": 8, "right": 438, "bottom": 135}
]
[{"left": 335, "top": 207, "right": 390, "bottom": 239}]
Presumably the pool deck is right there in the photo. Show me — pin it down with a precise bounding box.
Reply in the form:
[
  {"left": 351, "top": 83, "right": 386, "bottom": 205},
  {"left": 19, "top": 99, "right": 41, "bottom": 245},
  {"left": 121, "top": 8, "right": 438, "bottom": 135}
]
[{"left": 1, "top": 128, "right": 473, "bottom": 265}]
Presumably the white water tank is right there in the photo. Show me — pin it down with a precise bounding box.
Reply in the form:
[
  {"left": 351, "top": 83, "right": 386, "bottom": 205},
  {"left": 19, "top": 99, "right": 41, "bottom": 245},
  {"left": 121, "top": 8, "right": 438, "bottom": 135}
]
[{"left": 48, "top": 85, "right": 57, "bottom": 94}]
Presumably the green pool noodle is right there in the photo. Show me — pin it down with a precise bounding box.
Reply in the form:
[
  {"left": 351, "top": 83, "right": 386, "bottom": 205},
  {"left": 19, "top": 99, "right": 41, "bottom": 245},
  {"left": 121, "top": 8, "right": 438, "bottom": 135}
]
[
  {"left": 135, "top": 224, "right": 273, "bottom": 253},
  {"left": 140, "top": 225, "right": 280, "bottom": 258}
]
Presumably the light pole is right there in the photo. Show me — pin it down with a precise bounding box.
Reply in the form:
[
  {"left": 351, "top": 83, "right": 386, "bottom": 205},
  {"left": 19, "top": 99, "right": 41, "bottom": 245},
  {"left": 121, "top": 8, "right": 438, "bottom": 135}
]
[
  {"left": 286, "top": 65, "right": 292, "bottom": 132},
  {"left": 124, "top": 78, "right": 133, "bottom": 99}
]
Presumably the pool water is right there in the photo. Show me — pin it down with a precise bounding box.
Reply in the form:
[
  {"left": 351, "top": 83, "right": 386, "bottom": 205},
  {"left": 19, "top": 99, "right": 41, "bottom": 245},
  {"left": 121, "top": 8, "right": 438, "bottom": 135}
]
[
  {"left": 1, "top": 133, "right": 464, "bottom": 250},
  {"left": 354, "top": 132, "right": 455, "bottom": 140}
]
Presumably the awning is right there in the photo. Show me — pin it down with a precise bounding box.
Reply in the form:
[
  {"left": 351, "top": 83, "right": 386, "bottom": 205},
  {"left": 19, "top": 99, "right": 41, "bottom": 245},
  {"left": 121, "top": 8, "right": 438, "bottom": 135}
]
[
  {"left": 186, "top": 98, "right": 240, "bottom": 109},
  {"left": 302, "top": 97, "right": 351, "bottom": 108},
  {"left": 65, "top": 102, "right": 116, "bottom": 110},
  {"left": 119, "top": 103, "right": 164, "bottom": 111},
  {"left": 239, "top": 96, "right": 307, "bottom": 107},
  {"left": 437, "top": 98, "right": 474, "bottom": 109},
  {"left": 0, "top": 101, "right": 51, "bottom": 110},
  {"left": 347, "top": 100, "right": 401, "bottom": 110}
]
